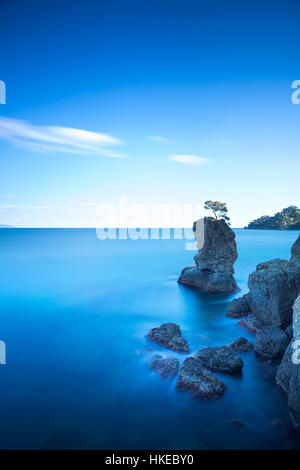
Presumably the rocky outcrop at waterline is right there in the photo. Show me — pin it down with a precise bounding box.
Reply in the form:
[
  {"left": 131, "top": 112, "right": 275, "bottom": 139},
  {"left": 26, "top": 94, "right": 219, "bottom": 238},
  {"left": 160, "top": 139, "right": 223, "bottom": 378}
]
[
  {"left": 178, "top": 217, "right": 238, "bottom": 293},
  {"left": 291, "top": 234, "right": 300, "bottom": 266},
  {"left": 147, "top": 323, "right": 189, "bottom": 353},
  {"left": 228, "top": 259, "right": 300, "bottom": 330},
  {"left": 176, "top": 357, "right": 225, "bottom": 398},
  {"left": 276, "top": 295, "right": 300, "bottom": 429},
  {"left": 254, "top": 326, "right": 289, "bottom": 360},
  {"left": 194, "top": 346, "right": 244, "bottom": 374}
]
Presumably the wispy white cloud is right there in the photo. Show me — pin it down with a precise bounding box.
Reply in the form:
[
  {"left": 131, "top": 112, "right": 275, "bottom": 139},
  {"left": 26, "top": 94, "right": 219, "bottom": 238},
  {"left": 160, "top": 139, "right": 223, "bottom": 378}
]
[
  {"left": 0, "top": 116, "right": 126, "bottom": 158},
  {"left": 0, "top": 204, "right": 52, "bottom": 211},
  {"left": 169, "top": 154, "right": 210, "bottom": 165},
  {"left": 148, "top": 136, "right": 173, "bottom": 143}
]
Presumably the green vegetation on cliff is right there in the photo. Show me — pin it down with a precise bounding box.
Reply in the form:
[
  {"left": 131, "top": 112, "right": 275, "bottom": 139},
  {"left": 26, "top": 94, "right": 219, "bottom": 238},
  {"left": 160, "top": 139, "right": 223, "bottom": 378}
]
[{"left": 245, "top": 206, "right": 300, "bottom": 230}]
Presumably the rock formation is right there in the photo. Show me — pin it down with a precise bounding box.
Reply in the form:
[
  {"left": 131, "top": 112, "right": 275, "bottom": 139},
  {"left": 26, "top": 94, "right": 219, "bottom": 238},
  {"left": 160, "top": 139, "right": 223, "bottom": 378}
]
[
  {"left": 228, "top": 337, "right": 253, "bottom": 352},
  {"left": 147, "top": 323, "right": 189, "bottom": 353},
  {"left": 254, "top": 326, "right": 289, "bottom": 359},
  {"left": 176, "top": 357, "right": 225, "bottom": 398},
  {"left": 276, "top": 295, "right": 300, "bottom": 429},
  {"left": 150, "top": 358, "right": 179, "bottom": 379},
  {"left": 178, "top": 217, "right": 238, "bottom": 293},
  {"left": 194, "top": 346, "right": 244, "bottom": 374},
  {"left": 228, "top": 258, "right": 300, "bottom": 330},
  {"left": 291, "top": 234, "right": 300, "bottom": 266}
]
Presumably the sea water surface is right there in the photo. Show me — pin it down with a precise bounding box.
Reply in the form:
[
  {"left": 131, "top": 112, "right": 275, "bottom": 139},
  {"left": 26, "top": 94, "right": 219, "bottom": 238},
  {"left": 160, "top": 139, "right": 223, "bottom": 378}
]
[{"left": 0, "top": 228, "right": 300, "bottom": 450}]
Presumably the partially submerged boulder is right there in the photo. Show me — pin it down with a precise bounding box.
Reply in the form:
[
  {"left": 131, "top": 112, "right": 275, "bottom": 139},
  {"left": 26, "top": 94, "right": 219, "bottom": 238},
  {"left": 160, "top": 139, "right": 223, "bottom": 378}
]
[
  {"left": 291, "top": 234, "right": 300, "bottom": 266},
  {"left": 194, "top": 346, "right": 244, "bottom": 374},
  {"left": 178, "top": 217, "right": 238, "bottom": 293},
  {"left": 147, "top": 323, "right": 189, "bottom": 353},
  {"left": 228, "top": 337, "right": 253, "bottom": 352},
  {"left": 254, "top": 326, "right": 289, "bottom": 360},
  {"left": 176, "top": 357, "right": 225, "bottom": 398},
  {"left": 227, "top": 294, "right": 251, "bottom": 318},
  {"left": 247, "top": 259, "right": 300, "bottom": 329},
  {"left": 150, "top": 358, "right": 179, "bottom": 380}
]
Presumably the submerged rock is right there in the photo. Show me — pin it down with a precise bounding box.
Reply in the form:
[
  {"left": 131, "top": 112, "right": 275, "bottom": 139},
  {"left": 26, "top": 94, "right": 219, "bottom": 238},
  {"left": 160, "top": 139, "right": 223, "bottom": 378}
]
[
  {"left": 150, "top": 358, "right": 179, "bottom": 380},
  {"left": 254, "top": 326, "right": 289, "bottom": 360},
  {"left": 291, "top": 234, "right": 300, "bottom": 266},
  {"left": 228, "top": 337, "right": 253, "bottom": 352},
  {"left": 194, "top": 346, "right": 244, "bottom": 374},
  {"left": 227, "top": 294, "right": 251, "bottom": 318},
  {"left": 147, "top": 323, "right": 189, "bottom": 353},
  {"left": 247, "top": 259, "right": 300, "bottom": 329},
  {"left": 176, "top": 357, "right": 225, "bottom": 398},
  {"left": 178, "top": 217, "right": 238, "bottom": 293}
]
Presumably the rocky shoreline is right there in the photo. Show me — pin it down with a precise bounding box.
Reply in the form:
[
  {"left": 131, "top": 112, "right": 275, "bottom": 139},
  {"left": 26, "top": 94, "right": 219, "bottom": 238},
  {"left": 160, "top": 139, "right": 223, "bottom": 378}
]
[{"left": 146, "top": 221, "right": 300, "bottom": 429}]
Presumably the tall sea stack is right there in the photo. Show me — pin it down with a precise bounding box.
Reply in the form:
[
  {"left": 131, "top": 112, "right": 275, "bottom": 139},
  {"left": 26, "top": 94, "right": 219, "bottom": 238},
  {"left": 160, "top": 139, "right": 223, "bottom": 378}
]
[{"left": 178, "top": 217, "right": 238, "bottom": 293}]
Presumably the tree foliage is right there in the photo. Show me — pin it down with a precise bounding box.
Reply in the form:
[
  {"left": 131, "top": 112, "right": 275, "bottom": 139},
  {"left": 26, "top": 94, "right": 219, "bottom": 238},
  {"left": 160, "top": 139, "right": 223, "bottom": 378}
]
[
  {"left": 204, "top": 200, "right": 230, "bottom": 224},
  {"left": 246, "top": 206, "right": 300, "bottom": 230}
]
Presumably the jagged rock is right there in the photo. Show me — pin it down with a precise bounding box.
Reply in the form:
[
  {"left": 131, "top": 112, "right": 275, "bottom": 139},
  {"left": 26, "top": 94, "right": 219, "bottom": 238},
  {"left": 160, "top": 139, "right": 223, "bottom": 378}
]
[
  {"left": 147, "top": 323, "right": 189, "bottom": 353},
  {"left": 254, "top": 326, "right": 289, "bottom": 360},
  {"left": 247, "top": 259, "right": 300, "bottom": 329},
  {"left": 291, "top": 234, "right": 300, "bottom": 266},
  {"left": 176, "top": 357, "right": 225, "bottom": 398},
  {"left": 150, "top": 358, "right": 179, "bottom": 380},
  {"left": 276, "top": 342, "right": 293, "bottom": 394},
  {"left": 288, "top": 365, "right": 300, "bottom": 429},
  {"left": 238, "top": 315, "right": 264, "bottom": 335},
  {"left": 227, "top": 294, "right": 251, "bottom": 318},
  {"left": 194, "top": 346, "right": 243, "bottom": 374},
  {"left": 228, "top": 337, "right": 253, "bottom": 352},
  {"left": 178, "top": 217, "right": 238, "bottom": 293}
]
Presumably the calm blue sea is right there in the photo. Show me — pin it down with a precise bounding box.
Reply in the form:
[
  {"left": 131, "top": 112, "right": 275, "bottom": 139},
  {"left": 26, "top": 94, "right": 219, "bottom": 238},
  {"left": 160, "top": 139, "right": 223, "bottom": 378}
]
[{"left": 0, "top": 228, "right": 300, "bottom": 450}]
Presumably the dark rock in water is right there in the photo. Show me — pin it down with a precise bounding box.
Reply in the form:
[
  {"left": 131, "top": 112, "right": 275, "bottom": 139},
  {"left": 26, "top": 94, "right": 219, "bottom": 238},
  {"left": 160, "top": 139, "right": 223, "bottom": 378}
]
[
  {"left": 178, "top": 217, "right": 238, "bottom": 293},
  {"left": 291, "top": 234, "right": 300, "bottom": 266},
  {"left": 150, "top": 358, "right": 179, "bottom": 380},
  {"left": 147, "top": 323, "right": 189, "bottom": 353},
  {"left": 276, "top": 342, "right": 293, "bottom": 394},
  {"left": 254, "top": 326, "right": 289, "bottom": 360},
  {"left": 194, "top": 346, "right": 244, "bottom": 374},
  {"left": 176, "top": 357, "right": 225, "bottom": 398},
  {"left": 227, "top": 294, "right": 251, "bottom": 318},
  {"left": 247, "top": 259, "right": 300, "bottom": 329},
  {"left": 228, "top": 337, "right": 253, "bottom": 352},
  {"left": 238, "top": 315, "right": 263, "bottom": 335},
  {"left": 227, "top": 419, "right": 247, "bottom": 428}
]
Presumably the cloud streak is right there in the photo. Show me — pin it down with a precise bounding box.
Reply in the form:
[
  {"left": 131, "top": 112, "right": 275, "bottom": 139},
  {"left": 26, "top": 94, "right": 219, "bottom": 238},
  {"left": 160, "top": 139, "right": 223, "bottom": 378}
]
[
  {"left": 0, "top": 116, "right": 125, "bottom": 158},
  {"left": 169, "top": 154, "right": 210, "bottom": 165}
]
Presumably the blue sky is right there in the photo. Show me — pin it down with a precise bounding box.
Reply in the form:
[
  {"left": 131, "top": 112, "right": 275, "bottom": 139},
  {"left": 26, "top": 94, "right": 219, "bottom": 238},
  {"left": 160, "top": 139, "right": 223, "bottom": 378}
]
[{"left": 0, "top": 0, "right": 299, "bottom": 227}]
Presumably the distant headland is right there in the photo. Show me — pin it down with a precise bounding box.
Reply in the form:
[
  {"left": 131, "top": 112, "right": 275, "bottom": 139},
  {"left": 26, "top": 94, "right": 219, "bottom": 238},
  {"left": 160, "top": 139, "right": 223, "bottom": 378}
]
[
  {"left": 0, "top": 224, "right": 14, "bottom": 228},
  {"left": 245, "top": 206, "right": 300, "bottom": 230}
]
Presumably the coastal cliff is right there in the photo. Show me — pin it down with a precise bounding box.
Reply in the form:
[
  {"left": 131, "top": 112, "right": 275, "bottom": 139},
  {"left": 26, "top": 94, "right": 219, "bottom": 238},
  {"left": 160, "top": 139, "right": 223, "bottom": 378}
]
[
  {"left": 245, "top": 206, "right": 300, "bottom": 230},
  {"left": 178, "top": 217, "right": 238, "bottom": 293},
  {"left": 227, "top": 234, "right": 300, "bottom": 427}
]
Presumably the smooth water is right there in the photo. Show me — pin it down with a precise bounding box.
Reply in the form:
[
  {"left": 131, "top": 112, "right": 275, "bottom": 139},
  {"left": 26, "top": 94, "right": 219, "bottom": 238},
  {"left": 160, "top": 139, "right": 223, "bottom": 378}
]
[{"left": 0, "top": 228, "right": 300, "bottom": 450}]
